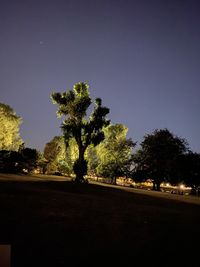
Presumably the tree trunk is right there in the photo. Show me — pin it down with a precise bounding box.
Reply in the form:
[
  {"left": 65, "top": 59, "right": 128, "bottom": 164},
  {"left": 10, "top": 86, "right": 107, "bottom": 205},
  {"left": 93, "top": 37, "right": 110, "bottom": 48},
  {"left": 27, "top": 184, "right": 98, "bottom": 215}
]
[
  {"left": 153, "top": 181, "right": 156, "bottom": 190},
  {"left": 112, "top": 176, "right": 117, "bottom": 185},
  {"left": 153, "top": 181, "right": 161, "bottom": 191},
  {"left": 156, "top": 182, "right": 161, "bottom": 191},
  {"left": 74, "top": 147, "right": 87, "bottom": 183}
]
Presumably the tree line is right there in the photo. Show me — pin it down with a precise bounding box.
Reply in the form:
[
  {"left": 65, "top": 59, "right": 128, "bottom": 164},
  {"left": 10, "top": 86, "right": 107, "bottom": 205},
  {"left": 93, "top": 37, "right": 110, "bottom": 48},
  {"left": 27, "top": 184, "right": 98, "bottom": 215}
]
[{"left": 0, "top": 82, "right": 200, "bottom": 193}]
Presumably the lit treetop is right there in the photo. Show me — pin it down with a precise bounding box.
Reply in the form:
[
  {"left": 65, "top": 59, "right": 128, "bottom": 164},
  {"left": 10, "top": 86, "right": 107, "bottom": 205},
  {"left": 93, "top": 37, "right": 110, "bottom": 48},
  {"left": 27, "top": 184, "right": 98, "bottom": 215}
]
[{"left": 51, "top": 82, "right": 110, "bottom": 182}]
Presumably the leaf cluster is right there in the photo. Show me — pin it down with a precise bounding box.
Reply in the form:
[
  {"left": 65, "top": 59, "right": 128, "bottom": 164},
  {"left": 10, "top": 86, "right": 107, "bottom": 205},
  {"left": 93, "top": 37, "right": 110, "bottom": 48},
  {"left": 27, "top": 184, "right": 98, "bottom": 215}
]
[
  {"left": 0, "top": 102, "right": 23, "bottom": 150},
  {"left": 51, "top": 82, "right": 110, "bottom": 150}
]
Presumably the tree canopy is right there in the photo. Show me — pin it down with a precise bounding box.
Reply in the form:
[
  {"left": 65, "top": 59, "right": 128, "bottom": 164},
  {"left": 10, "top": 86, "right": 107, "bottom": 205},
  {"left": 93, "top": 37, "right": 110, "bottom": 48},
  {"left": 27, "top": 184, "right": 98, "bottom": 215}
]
[
  {"left": 97, "top": 124, "right": 136, "bottom": 184},
  {"left": 133, "top": 128, "right": 188, "bottom": 190},
  {"left": 0, "top": 103, "right": 23, "bottom": 151},
  {"left": 44, "top": 136, "right": 66, "bottom": 174},
  {"left": 43, "top": 136, "right": 78, "bottom": 175},
  {"left": 51, "top": 82, "right": 110, "bottom": 182},
  {"left": 175, "top": 152, "right": 200, "bottom": 192},
  {"left": 0, "top": 146, "right": 38, "bottom": 173}
]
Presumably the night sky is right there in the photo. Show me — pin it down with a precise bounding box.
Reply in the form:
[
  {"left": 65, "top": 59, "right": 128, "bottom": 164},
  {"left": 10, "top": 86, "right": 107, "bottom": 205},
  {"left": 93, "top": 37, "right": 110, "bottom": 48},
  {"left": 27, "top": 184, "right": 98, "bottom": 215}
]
[{"left": 1, "top": 0, "right": 200, "bottom": 152}]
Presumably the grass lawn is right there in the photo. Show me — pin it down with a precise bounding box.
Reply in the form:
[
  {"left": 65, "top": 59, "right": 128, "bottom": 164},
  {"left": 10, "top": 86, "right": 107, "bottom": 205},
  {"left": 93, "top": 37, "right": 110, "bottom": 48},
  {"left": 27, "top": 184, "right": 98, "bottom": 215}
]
[{"left": 0, "top": 174, "right": 200, "bottom": 266}]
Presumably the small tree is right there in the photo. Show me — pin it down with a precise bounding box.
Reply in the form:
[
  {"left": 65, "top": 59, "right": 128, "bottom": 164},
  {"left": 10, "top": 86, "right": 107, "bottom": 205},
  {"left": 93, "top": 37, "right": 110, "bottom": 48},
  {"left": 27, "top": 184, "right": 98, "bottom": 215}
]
[
  {"left": 37, "top": 152, "right": 48, "bottom": 174},
  {"left": 51, "top": 82, "right": 110, "bottom": 182},
  {"left": 44, "top": 136, "right": 66, "bottom": 174},
  {"left": 97, "top": 124, "right": 136, "bottom": 184}
]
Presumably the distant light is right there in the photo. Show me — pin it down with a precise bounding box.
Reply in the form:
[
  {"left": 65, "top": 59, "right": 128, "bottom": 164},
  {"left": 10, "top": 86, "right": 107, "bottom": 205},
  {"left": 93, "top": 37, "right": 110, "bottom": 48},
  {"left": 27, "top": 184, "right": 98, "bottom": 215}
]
[
  {"left": 166, "top": 183, "right": 170, "bottom": 187},
  {"left": 179, "top": 184, "right": 185, "bottom": 189}
]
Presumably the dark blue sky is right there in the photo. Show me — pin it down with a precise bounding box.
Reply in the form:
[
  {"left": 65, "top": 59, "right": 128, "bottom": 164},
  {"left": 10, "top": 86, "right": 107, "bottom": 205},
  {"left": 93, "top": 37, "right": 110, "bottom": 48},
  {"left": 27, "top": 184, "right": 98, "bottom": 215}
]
[{"left": 1, "top": 0, "right": 200, "bottom": 152}]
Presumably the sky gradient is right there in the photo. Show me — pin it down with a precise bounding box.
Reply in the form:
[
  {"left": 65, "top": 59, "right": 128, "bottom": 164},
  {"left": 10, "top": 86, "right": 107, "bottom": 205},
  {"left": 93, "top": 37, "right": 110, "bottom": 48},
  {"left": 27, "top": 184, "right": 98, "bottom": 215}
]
[{"left": 1, "top": 0, "right": 200, "bottom": 152}]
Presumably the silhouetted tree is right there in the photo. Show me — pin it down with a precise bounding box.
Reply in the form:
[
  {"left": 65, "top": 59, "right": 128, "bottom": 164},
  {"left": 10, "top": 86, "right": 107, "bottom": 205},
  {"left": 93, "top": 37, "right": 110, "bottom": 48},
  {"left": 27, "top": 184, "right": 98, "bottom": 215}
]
[
  {"left": 132, "top": 149, "right": 149, "bottom": 183},
  {"left": 19, "top": 147, "right": 39, "bottom": 172},
  {"left": 134, "top": 129, "right": 188, "bottom": 191},
  {"left": 0, "top": 147, "right": 38, "bottom": 173},
  {"left": 51, "top": 82, "right": 110, "bottom": 182},
  {"left": 0, "top": 150, "right": 22, "bottom": 173},
  {"left": 175, "top": 152, "right": 200, "bottom": 195}
]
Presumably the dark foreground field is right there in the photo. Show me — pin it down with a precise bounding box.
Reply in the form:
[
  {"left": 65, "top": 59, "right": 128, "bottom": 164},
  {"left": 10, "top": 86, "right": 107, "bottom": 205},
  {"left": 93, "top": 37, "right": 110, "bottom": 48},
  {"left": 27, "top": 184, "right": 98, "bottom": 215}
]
[{"left": 0, "top": 175, "right": 200, "bottom": 267}]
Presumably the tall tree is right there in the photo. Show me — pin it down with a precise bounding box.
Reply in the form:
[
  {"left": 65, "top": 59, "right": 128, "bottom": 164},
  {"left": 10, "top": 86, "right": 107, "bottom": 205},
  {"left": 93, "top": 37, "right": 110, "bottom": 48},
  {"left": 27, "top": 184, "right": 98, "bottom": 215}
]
[
  {"left": 97, "top": 124, "right": 136, "bottom": 184},
  {"left": 134, "top": 129, "right": 188, "bottom": 191},
  {"left": 51, "top": 82, "right": 110, "bottom": 182},
  {"left": 0, "top": 103, "right": 23, "bottom": 151}
]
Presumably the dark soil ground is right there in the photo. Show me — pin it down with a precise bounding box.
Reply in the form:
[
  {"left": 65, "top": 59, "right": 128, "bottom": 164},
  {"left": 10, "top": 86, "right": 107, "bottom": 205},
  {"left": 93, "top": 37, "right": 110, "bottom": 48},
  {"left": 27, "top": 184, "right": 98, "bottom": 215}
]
[{"left": 0, "top": 175, "right": 200, "bottom": 267}]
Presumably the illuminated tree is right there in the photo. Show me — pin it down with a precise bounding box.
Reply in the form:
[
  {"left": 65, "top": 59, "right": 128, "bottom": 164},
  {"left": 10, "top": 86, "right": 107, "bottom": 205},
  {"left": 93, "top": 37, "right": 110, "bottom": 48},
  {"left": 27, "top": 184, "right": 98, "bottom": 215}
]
[
  {"left": 44, "top": 136, "right": 78, "bottom": 175},
  {"left": 44, "top": 136, "right": 67, "bottom": 174},
  {"left": 44, "top": 136, "right": 66, "bottom": 162},
  {"left": 85, "top": 145, "right": 99, "bottom": 177},
  {"left": 36, "top": 151, "right": 49, "bottom": 174},
  {"left": 0, "top": 103, "right": 23, "bottom": 151},
  {"left": 51, "top": 82, "right": 110, "bottom": 182},
  {"left": 97, "top": 124, "right": 136, "bottom": 184}
]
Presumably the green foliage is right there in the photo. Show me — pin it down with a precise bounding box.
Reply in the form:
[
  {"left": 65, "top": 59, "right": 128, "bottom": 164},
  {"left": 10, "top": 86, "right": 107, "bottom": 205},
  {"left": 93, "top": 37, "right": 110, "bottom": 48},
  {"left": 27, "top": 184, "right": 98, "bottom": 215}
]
[
  {"left": 44, "top": 136, "right": 66, "bottom": 162},
  {"left": 0, "top": 103, "right": 23, "bottom": 151},
  {"left": 133, "top": 128, "right": 188, "bottom": 190},
  {"left": 43, "top": 136, "right": 77, "bottom": 175},
  {"left": 65, "top": 138, "right": 79, "bottom": 174},
  {"left": 96, "top": 124, "right": 136, "bottom": 183},
  {"left": 36, "top": 151, "right": 48, "bottom": 174},
  {"left": 85, "top": 145, "right": 99, "bottom": 176},
  {"left": 51, "top": 82, "right": 110, "bottom": 182}
]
